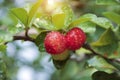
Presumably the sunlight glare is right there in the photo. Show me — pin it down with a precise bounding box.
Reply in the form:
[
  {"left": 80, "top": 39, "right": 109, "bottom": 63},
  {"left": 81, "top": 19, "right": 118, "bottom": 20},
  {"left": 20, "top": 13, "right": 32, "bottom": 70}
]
[
  {"left": 48, "top": 0, "right": 54, "bottom": 6},
  {"left": 46, "top": 0, "right": 56, "bottom": 12}
]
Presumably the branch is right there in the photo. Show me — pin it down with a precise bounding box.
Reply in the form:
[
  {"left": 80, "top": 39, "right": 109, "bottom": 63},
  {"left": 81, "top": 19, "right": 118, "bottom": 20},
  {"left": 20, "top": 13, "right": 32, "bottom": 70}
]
[
  {"left": 13, "top": 36, "right": 34, "bottom": 42},
  {"left": 82, "top": 42, "right": 120, "bottom": 63},
  {"left": 82, "top": 42, "right": 120, "bottom": 71},
  {"left": 5, "top": 29, "right": 35, "bottom": 44}
]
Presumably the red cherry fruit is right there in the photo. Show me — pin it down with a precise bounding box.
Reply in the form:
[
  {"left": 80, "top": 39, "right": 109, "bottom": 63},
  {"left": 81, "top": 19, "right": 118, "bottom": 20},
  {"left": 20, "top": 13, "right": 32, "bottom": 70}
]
[
  {"left": 65, "top": 27, "right": 86, "bottom": 50},
  {"left": 44, "top": 31, "right": 67, "bottom": 54}
]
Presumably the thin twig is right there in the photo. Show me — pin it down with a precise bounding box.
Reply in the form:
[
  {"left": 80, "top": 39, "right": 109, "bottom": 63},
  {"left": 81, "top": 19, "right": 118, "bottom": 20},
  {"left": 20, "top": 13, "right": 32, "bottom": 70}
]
[
  {"left": 13, "top": 36, "right": 34, "bottom": 42},
  {"left": 5, "top": 36, "right": 34, "bottom": 45},
  {"left": 25, "top": 28, "right": 29, "bottom": 38}
]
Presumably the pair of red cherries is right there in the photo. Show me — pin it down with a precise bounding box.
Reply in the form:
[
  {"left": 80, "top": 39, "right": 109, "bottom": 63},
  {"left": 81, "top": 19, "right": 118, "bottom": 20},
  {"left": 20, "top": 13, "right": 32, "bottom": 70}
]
[{"left": 44, "top": 27, "right": 86, "bottom": 55}]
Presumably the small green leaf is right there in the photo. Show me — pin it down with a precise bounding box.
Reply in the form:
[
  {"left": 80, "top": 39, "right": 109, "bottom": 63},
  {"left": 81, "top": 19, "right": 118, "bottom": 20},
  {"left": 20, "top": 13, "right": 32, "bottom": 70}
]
[
  {"left": 52, "top": 13, "right": 66, "bottom": 30},
  {"left": 87, "top": 27, "right": 106, "bottom": 43},
  {"left": 81, "top": 14, "right": 113, "bottom": 29},
  {"left": 74, "top": 68, "right": 96, "bottom": 80},
  {"left": 96, "top": 0, "right": 119, "bottom": 5},
  {"left": 92, "top": 42, "right": 118, "bottom": 58},
  {"left": 28, "top": 0, "right": 43, "bottom": 27},
  {"left": 34, "top": 15, "right": 54, "bottom": 30},
  {"left": 81, "top": 13, "right": 97, "bottom": 19},
  {"left": 78, "top": 21, "right": 96, "bottom": 33},
  {"left": 68, "top": 18, "right": 90, "bottom": 28},
  {"left": 91, "top": 17, "right": 113, "bottom": 29},
  {"left": 8, "top": 12, "right": 18, "bottom": 25},
  {"left": 103, "top": 12, "right": 120, "bottom": 25},
  {"left": 10, "top": 8, "right": 28, "bottom": 26},
  {"left": 62, "top": 5, "right": 74, "bottom": 27},
  {"left": 91, "top": 28, "right": 117, "bottom": 46},
  {"left": 35, "top": 32, "right": 47, "bottom": 52},
  {"left": 8, "top": 26, "right": 23, "bottom": 35},
  {"left": 88, "top": 56, "right": 117, "bottom": 73}
]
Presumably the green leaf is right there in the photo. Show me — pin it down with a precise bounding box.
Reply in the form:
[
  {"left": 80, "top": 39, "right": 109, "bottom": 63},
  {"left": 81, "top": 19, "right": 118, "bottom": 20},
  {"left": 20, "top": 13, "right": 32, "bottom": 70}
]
[
  {"left": 10, "top": 8, "right": 28, "bottom": 26},
  {"left": 52, "top": 13, "right": 66, "bottom": 30},
  {"left": 91, "top": 17, "right": 113, "bottom": 29},
  {"left": 35, "top": 32, "right": 47, "bottom": 52},
  {"left": 8, "top": 26, "right": 23, "bottom": 35},
  {"left": 0, "top": 45, "right": 7, "bottom": 53},
  {"left": 92, "top": 42, "right": 118, "bottom": 58},
  {"left": 8, "top": 12, "right": 18, "bottom": 25},
  {"left": 109, "top": 42, "right": 120, "bottom": 58},
  {"left": 87, "top": 27, "right": 106, "bottom": 43},
  {"left": 81, "top": 13, "right": 97, "bottom": 19},
  {"left": 92, "top": 71, "right": 120, "bottom": 80},
  {"left": 78, "top": 21, "right": 96, "bottom": 33},
  {"left": 103, "top": 12, "right": 120, "bottom": 25},
  {"left": 91, "top": 28, "right": 118, "bottom": 46},
  {"left": 115, "top": 26, "right": 120, "bottom": 40},
  {"left": 68, "top": 18, "right": 90, "bottom": 29},
  {"left": 0, "top": 30, "right": 13, "bottom": 44},
  {"left": 81, "top": 14, "right": 113, "bottom": 29},
  {"left": 34, "top": 15, "right": 54, "bottom": 30},
  {"left": 87, "top": 56, "right": 117, "bottom": 73},
  {"left": 62, "top": 5, "right": 74, "bottom": 27},
  {"left": 96, "top": 0, "right": 119, "bottom": 5},
  {"left": 74, "top": 68, "right": 96, "bottom": 80},
  {"left": 28, "top": 0, "right": 43, "bottom": 27}
]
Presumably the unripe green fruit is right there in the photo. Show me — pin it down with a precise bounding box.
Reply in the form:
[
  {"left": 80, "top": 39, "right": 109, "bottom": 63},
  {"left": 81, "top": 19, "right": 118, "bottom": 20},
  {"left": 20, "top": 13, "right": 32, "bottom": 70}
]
[{"left": 52, "top": 50, "right": 69, "bottom": 60}]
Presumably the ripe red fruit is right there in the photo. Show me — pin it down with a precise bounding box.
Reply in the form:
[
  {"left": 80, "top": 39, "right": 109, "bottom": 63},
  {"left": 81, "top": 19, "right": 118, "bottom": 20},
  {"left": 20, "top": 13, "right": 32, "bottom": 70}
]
[
  {"left": 44, "top": 31, "right": 67, "bottom": 54},
  {"left": 65, "top": 27, "right": 86, "bottom": 50}
]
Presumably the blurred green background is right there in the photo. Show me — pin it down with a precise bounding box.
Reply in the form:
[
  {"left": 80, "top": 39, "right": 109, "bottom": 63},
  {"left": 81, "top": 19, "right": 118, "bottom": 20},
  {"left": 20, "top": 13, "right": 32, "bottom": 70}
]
[{"left": 0, "top": 0, "right": 120, "bottom": 80}]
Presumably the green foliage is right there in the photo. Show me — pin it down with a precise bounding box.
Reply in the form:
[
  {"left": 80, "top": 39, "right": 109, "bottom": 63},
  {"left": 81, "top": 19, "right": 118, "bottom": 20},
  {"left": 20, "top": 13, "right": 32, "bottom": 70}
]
[
  {"left": 28, "top": 0, "right": 43, "bottom": 27},
  {"left": 103, "top": 12, "right": 120, "bottom": 25},
  {"left": 10, "top": 0, "right": 43, "bottom": 27},
  {"left": 52, "top": 13, "right": 66, "bottom": 30},
  {"left": 34, "top": 4, "right": 74, "bottom": 30},
  {"left": 78, "top": 21, "right": 96, "bottom": 33},
  {"left": 0, "top": 0, "right": 120, "bottom": 80},
  {"left": 35, "top": 32, "right": 47, "bottom": 52},
  {"left": 96, "top": 0, "right": 120, "bottom": 5},
  {"left": 0, "top": 45, "right": 7, "bottom": 53},
  {"left": 92, "top": 71, "right": 120, "bottom": 80},
  {"left": 87, "top": 56, "right": 117, "bottom": 73},
  {"left": 91, "top": 28, "right": 118, "bottom": 46},
  {"left": 0, "top": 59, "right": 7, "bottom": 80},
  {"left": 0, "top": 30, "right": 13, "bottom": 44},
  {"left": 10, "top": 8, "right": 28, "bottom": 27},
  {"left": 51, "top": 60, "right": 96, "bottom": 80},
  {"left": 81, "top": 13, "right": 113, "bottom": 29},
  {"left": 93, "top": 42, "right": 119, "bottom": 58},
  {"left": 62, "top": 5, "right": 74, "bottom": 27},
  {"left": 68, "top": 17, "right": 90, "bottom": 29},
  {"left": 34, "top": 14, "right": 54, "bottom": 30}
]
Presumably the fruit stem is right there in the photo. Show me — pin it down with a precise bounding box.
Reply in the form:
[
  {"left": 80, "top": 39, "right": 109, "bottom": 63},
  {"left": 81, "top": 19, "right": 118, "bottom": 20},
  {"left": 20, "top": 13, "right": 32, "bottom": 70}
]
[{"left": 25, "top": 28, "right": 29, "bottom": 38}]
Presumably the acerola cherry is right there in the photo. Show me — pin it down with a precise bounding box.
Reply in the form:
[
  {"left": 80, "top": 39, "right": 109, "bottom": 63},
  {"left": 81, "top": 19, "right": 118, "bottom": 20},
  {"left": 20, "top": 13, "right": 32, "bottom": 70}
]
[
  {"left": 44, "top": 31, "right": 67, "bottom": 54},
  {"left": 65, "top": 27, "right": 86, "bottom": 50}
]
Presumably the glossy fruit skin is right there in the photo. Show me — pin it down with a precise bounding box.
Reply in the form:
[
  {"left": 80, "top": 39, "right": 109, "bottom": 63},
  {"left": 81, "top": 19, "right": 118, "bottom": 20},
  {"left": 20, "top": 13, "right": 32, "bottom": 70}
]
[
  {"left": 65, "top": 27, "right": 86, "bottom": 50},
  {"left": 44, "top": 31, "right": 67, "bottom": 54}
]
